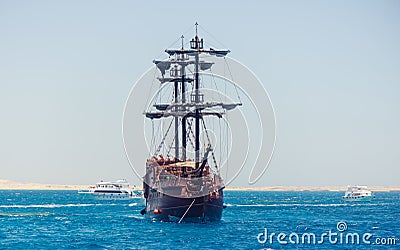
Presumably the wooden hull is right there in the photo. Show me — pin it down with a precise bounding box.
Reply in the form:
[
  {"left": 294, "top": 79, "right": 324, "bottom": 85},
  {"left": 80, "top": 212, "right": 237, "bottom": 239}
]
[{"left": 144, "top": 188, "right": 224, "bottom": 222}]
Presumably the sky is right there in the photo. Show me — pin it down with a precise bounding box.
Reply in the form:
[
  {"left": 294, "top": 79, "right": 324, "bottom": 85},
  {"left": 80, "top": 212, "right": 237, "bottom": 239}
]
[{"left": 0, "top": 0, "right": 399, "bottom": 186}]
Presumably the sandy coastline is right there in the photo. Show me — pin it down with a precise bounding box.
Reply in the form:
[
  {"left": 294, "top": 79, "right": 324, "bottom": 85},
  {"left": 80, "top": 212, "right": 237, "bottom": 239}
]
[
  {"left": 0, "top": 179, "right": 399, "bottom": 192},
  {"left": 0, "top": 179, "right": 88, "bottom": 191}
]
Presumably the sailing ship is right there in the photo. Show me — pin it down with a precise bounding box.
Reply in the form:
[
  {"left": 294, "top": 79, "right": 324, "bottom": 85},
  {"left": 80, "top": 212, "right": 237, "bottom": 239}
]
[{"left": 140, "top": 24, "right": 241, "bottom": 222}]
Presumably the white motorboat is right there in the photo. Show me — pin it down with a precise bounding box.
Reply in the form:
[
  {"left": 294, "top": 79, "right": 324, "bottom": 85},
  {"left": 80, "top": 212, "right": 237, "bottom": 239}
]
[
  {"left": 342, "top": 185, "right": 373, "bottom": 201},
  {"left": 78, "top": 179, "right": 141, "bottom": 199}
]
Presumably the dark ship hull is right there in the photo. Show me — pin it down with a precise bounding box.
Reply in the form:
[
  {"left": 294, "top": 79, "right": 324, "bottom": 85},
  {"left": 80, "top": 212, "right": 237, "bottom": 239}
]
[
  {"left": 144, "top": 188, "right": 224, "bottom": 222},
  {"left": 142, "top": 158, "right": 225, "bottom": 222}
]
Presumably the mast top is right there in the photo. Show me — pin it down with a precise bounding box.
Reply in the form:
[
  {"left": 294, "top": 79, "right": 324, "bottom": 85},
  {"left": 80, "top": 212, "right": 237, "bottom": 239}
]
[
  {"left": 190, "top": 23, "right": 203, "bottom": 50},
  {"left": 163, "top": 23, "right": 229, "bottom": 57}
]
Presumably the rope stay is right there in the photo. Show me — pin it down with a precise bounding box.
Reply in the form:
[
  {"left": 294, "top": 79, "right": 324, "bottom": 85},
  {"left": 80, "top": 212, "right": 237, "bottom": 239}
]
[
  {"left": 223, "top": 57, "right": 241, "bottom": 103},
  {"left": 186, "top": 118, "right": 196, "bottom": 149},
  {"left": 201, "top": 118, "right": 218, "bottom": 170},
  {"left": 178, "top": 199, "right": 196, "bottom": 223},
  {"left": 153, "top": 118, "right": 174, "bottom": 157}
]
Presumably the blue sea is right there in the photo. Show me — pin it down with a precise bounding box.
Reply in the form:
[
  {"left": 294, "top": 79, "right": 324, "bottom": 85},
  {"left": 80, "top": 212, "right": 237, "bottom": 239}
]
[{"left": 0, "top": 190, "right": 399, "bottom": 249}]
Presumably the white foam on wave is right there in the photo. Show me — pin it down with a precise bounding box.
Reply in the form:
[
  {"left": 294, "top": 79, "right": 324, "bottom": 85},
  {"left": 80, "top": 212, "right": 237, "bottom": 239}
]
[
  {"left": 236, "top": 204, "right": 267, "bottom": 207},
  {"left": 0, "top": 203, "right": 97, "bottom": 208},
  {"left": 230, "top": 203, "right": 378, "bottom": 207},
  {"left": 0, "top": 211, "right": 51, "bottom": 217},
  {"left": 127, "top": 215, "right": 145, "bottom": 220}
]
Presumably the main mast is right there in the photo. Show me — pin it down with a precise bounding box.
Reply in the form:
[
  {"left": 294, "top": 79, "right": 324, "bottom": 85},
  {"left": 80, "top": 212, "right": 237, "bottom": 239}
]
[
  {"left": 193, "top": 22, "right": 201, "bottom": 168},
  {"left": 181, "top": 35, "right": 187, "bottom": 161},
  {"left": 174, "top": 65, "right": 179, "bottom": 160}
]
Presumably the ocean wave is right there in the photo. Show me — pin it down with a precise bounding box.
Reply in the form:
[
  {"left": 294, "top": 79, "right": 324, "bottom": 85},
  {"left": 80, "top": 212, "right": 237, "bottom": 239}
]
[
  {"left": 230, "top": 203, "right": 379, "bottom": 207},
  {"left": 0, "top": 203, "right": 99, "bottom": 208},
  {"left": 0, "top": 211, "right": 51, "bottom": 217},
  {"left": 126, "top": 215, "right": 146, "bottom": 220},
  {"left": 236, "top": 204, "right": 267, "bottom": 207}
]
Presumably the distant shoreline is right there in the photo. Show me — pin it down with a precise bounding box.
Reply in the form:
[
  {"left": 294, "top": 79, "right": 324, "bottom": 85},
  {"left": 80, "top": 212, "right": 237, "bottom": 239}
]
[
  {"left": 1, "top": 179, "right": 399, "bottom": 192},
  {"left": 0, "top": 179, "right": 88, "bottom": 191}
]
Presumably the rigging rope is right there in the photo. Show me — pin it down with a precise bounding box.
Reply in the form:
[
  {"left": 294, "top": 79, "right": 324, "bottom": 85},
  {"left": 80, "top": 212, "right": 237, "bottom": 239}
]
[
  {"left": 198, "top": 24, "right": 229, "bottom": 49},
  {"left": 144, "top": 69, "right": 158, "bottom": 114},
  {"left": 153, "top": 118, "right": 174, "bottom": 157},
  {"left": 150, "top": 120, "right": 155, "bottom": 155},
  {"left": 186, "top": 119, "right": 196, "bottom": 150},
  {"left": 219, "top": 119, "right": 222, "bottom": 173},
  {"left": 226, "top": 112, "right": 229, "bottom": 181},
  {"left": 178, "top": 199, "right": 196, "bottom": 224},
  {"left": 201, "top": 118, "right": 218, "bottom": 169},
  {"left": 209, "top": 68, "right": 223, "bottom": 103},
  {"left": 224, "top": 58, "right": 242, "bottom": 103},
  {"left": 166, "top": 134, "right": 175, "bottom": 158},
  {"left": 153, "top": 24, "right": 195, "bottom": 60}
]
